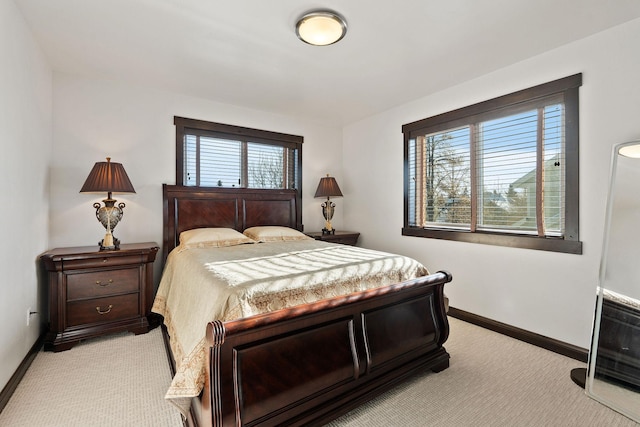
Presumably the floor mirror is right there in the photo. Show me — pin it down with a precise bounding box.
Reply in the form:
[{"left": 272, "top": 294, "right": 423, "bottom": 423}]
[{"left": 585, "top": 140, "right": 640, "bottom": 422}]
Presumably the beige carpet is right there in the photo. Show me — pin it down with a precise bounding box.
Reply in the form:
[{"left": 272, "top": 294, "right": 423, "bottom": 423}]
[
  {"left": 0, "top": 328, "right": 182, "bottom": 427},
  {"left": 329, "top": 318, "right": 639, "bottom": 427},
  {"left": 0, "top": 318, "right": 638, "bottom": 426}
]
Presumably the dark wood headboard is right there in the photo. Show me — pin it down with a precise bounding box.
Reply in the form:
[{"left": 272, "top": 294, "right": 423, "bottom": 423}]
[{"left": 162, "top": 184, "right": 303, "bottom": 263}]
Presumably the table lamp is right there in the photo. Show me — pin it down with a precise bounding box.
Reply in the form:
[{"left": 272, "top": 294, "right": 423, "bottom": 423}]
[
  {"left": 314, "top": 174, "right": 343, "bottom": 234},
  {"left": 80, "top": 157, "right": 135, "bottom": 250}
]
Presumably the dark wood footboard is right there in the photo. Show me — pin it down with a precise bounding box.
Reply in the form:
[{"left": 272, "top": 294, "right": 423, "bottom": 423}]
[{"left": 200, "top": 270, "right": 452, "bottom": 427}]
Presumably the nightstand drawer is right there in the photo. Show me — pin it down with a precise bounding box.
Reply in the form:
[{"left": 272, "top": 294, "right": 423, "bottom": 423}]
[
  {"left": 67, "top": 268, "right": 139, "bottom": 300},
  {"left": 67, "top": 294, "right": 140, "bottom": 327},
  {"left": 62, "top": 254, "right": 143, "bottom": 270}
]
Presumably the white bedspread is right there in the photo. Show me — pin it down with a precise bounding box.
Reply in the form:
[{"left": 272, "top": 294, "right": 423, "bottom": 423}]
[{"left": 151, "top": 240, "right": 429, "bottom": 414}]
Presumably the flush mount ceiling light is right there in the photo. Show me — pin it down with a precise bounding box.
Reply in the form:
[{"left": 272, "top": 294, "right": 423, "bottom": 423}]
[
  {"left": 618, "top": 142, "right": 640, "bottom": 158},
  {"left": 296, "top": 10, "right": 347, "bottom": 46}
]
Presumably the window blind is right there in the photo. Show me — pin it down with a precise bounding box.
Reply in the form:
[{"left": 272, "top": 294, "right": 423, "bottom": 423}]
[
  {"left": 183, "top": 132, "right": 299, "bottom": 190},
  {"left": 409, "top": 99, "right": 566, "bottom": 237}
]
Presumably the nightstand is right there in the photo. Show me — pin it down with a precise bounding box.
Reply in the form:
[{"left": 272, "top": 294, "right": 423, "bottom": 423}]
[
  {"left": 305, "top": 231, "right": 360, "bottom": 246},
  {"left": 41, "top": 242, "right": 159, "bottom": 352}
]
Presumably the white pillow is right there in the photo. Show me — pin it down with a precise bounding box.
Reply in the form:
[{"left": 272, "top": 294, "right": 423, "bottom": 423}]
[
  {"left": 179, "top": 227, "right": 256, "bottom": 249},
  {"left": 243, "top": 226, "right": 312, "bottom": 242}
]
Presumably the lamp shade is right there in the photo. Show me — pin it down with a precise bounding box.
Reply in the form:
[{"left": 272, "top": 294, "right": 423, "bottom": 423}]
[
  {"left": 314, "top": 175, "right": 343, "bottom": 198},
  {"left": 80, "top": 157, "right": 135, "bottom": 194}
]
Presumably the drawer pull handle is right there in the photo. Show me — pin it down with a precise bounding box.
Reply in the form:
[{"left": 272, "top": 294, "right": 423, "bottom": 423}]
[
  {"left": 95, "top": 305, "right": 113, "bottom": 315},
  {"left": 95, "top": 279, "right": 114, "bottom": 287}
]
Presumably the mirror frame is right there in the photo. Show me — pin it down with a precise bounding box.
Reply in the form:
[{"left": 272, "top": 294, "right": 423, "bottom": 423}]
[{"left": 585, "top": 140, "right": 640, "bottom": 422}]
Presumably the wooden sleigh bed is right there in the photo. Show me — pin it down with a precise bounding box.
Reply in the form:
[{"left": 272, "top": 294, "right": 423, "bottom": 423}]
[{"left": 158, "top": 184, "right": 452, "bottom": 427}]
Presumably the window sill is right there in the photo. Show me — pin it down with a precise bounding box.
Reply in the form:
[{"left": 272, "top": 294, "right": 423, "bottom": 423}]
[{"left": 401, "top": 227, "right": 582, "bottom": 254}]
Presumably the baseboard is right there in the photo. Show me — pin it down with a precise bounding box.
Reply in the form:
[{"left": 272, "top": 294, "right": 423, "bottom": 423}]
[
  {"left": 0, "top": 333, "right": 45, "bottom": 414},
  {"left": 448, "top": 306, "right": 588, "bottom": 363}
]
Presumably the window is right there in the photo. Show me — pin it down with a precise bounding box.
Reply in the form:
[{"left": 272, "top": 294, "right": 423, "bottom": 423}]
[
  {"left": 402, "top": 74, "right": 582, "bottom": 254},
  {"left": 175, "top": 117, "right": 302, "bottom": 190}
]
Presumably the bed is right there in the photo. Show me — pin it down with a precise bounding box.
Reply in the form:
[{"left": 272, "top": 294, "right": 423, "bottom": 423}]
[{"left": 155, "top": 184, "right": 452, "bottom": 426}]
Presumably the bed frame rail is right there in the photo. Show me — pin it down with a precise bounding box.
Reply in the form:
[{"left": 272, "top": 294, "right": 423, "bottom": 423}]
[{"left": 202, "top": 270, "right": 452, "bottom": 427}]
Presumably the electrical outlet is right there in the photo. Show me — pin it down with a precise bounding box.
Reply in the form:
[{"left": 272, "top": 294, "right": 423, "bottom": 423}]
[{"left": 27, "top": 307, "right": 31, "bottom": 326}]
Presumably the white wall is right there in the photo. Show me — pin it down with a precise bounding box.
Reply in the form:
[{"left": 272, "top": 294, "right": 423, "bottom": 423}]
[
  {"left": 0, "top": 0, "right": 52, "bottom": 390},
  {"left": 342, "top": 18, "right": 640, "bottom": 348},
  {"left": 49, "top": 74, "right": 343, "bottom": 283}
]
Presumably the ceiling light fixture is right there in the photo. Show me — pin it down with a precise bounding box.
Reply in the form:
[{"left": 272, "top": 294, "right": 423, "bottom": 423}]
[
  {"left": 618, "top": 142, "right": 640, "bottom": 158},
  {"left": 296, "top": 10, "right": 347, "bottom": 46}
]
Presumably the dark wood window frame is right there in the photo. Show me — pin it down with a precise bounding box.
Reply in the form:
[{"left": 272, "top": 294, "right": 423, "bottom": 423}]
[
  {"left": 174, "top": 116, "right": 303, "bottom": 191},
  {"left": 402, "top": 74, "right": 583, "bottom": 254}
]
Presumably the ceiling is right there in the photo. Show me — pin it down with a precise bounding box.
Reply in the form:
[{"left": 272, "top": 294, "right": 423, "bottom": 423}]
[{"left": 15, "top": 0, "right": 640, "bottom": 126}]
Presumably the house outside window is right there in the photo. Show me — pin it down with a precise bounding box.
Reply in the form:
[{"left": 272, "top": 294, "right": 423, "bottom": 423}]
[
  {"left": 174, "top": 117, "right": 302, "bottom": 191},
  {"left": 402, "top": 74, "right": 583, "bottom": 254}
]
